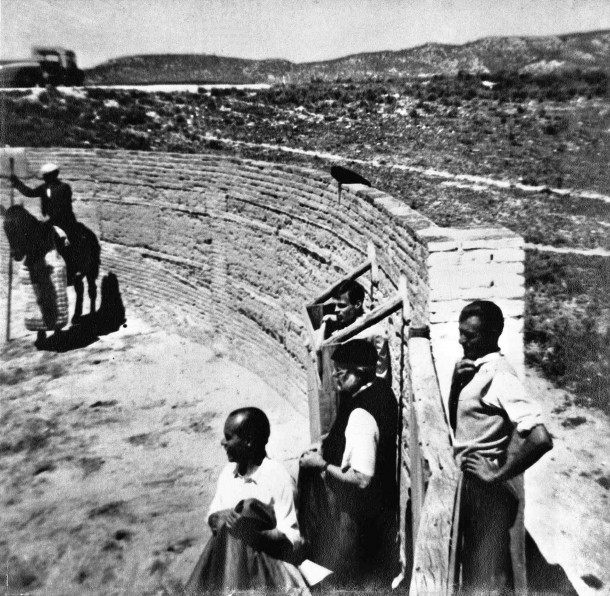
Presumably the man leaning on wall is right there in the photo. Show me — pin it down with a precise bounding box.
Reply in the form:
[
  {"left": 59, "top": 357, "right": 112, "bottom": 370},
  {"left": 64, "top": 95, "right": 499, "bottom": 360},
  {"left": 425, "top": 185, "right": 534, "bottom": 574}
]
[
  {"left": 450, "top": 300, "right": 553, "bottom": 594},
  {"left": 314, "top": 279, "right": 391, "bottom": 384}
]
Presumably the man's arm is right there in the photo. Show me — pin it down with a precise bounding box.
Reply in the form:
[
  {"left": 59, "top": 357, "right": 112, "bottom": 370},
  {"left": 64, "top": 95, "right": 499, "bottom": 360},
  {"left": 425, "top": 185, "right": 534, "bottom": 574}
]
[
  {"left": 462, "top": 424, "right": 553, "bottom": 483},
  {"left": 10, "top": 175, "right": 40, "bottom": 198},
  {"left": 300, "top": 407, "right": 377, "bottom": 491},
  {"left": 300, "top": 449, "right": 373, "bottom": 489}
]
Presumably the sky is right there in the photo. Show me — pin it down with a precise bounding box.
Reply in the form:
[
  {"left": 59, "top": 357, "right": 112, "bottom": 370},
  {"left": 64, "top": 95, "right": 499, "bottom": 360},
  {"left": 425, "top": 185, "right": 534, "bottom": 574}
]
[{"left": 1, "top": 0, "right": 610, "bottom": 69}]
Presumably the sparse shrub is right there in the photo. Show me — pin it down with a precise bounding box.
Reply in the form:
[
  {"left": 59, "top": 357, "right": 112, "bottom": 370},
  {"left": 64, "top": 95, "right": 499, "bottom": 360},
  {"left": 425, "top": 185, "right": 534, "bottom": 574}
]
[
  {"left": 121, "top": 131, "right": 151, "bottom": 150},
  {"left": 121, "top": 106, "right": 147, "bottom": 126},
  {"left": 525, "top": 252, "right": 610, "bottom": 413}
]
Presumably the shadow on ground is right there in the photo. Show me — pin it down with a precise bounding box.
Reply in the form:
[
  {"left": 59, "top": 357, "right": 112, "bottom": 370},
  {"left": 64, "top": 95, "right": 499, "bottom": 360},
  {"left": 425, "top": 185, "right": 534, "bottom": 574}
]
[
  {"left": 37, "top": 272, "right": 127, "bottom": 353},
  {"left": 527, "top": 532, "right": 580, "bottom": 595}
]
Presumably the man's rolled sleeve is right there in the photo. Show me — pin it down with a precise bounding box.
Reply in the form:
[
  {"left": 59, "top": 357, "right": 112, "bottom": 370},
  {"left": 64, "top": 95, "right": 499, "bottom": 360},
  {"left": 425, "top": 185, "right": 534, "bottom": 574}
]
[
  {"left": 273, "top": 473, "right": 302, "bottom": 547},
  {"left": 341, "top": 408, "right": 378, "bottom": 477},
  {"left": 483, "top": 371, "right": 544, "bottom": 434}
]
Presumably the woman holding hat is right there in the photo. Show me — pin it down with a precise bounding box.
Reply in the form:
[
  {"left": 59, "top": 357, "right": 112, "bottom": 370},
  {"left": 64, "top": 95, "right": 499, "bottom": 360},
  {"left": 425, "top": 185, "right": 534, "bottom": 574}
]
[{"left": 185, "top": 407, "right": 309, "bottom": 595}]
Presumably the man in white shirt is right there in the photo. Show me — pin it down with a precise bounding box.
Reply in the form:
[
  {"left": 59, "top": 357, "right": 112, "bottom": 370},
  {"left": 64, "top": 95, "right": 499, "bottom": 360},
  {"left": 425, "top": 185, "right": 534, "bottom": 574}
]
[
  {"left": 185, "top": 407, "right": 308, "bottom": 594},
  {"left": 450, "top": 301, "right": 553, "bottom": 594}
]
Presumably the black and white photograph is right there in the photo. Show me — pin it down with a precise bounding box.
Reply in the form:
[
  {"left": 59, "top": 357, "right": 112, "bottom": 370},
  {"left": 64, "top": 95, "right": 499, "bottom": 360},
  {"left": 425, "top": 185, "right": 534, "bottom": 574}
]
[{"left": 1, "top": 1, "right": 609, "bottom": 594}]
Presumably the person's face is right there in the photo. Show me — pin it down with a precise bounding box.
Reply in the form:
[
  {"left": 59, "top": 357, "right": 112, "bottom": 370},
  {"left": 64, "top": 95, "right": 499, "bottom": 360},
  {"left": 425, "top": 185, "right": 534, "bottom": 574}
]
[
  {"left": 332, "top": 362, "right": 363, "bottom": 395},
  {"left": 221, "top": 415, "right": 251, "bottom": 463},
  {"left": 459, "top": 315, "right": 496, "bottom": 360},
  {"left": 334, "top": 291, "right": 362, "bottom": 326},
  {"left": 42, "top": 173, "right": 57, "bottom": 185}
]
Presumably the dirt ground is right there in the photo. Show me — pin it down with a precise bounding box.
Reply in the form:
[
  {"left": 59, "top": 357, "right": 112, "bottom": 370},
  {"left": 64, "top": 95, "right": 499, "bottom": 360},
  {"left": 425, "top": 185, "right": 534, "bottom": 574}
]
[
  {"left": 1, "top": 284, "right": 609, "bottom": 596},
  {"left": 0, "top": 286, "right": 309, "bottom": 596}
]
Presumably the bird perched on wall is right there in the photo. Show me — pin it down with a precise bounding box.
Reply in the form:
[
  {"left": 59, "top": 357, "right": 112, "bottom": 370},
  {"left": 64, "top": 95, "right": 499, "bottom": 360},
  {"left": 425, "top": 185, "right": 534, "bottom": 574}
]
[
  {"left": 330, "top": 166, "right": 371, "bottom": 205},
  {"left": 330, "top": 165, "right": 371, "bottom": 187}
]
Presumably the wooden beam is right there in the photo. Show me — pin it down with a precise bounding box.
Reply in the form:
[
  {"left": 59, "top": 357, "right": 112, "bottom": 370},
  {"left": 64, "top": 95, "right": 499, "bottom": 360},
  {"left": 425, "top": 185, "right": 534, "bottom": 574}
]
[
  {"left": 321, "top": 293, "right": 405, "bottom": 346},
  {"left": 408, "top": 336, "right": 459, "bottom": 596},
  {"left": 309, "top": 259, "right": 372, "bottom": 306}
]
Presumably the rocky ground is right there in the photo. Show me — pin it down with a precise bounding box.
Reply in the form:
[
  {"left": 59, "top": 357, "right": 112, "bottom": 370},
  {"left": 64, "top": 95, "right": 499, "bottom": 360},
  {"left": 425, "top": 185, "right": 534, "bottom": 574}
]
[{"left": 0, "top": 281, "right": 609, "bottom": 595}]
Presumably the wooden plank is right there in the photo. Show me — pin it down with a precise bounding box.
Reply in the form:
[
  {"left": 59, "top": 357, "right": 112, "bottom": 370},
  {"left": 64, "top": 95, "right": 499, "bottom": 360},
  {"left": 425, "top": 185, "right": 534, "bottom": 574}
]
[
  {"left": 318, "top": 344, "right": 339, "bottom": 435},
  {"left": 306, "top": 355, "right": 322, "bottom": 440},
  {"left": 367, "top": 241, "right": 379, "bottom": 304},
  {"left": 321, "top": 293, "right": 404, "bottom": 346},
  {"left": 305, "top": 303, "right": 326, "bottom": 331},
  {"left": 303, "top": 305, "right": 322, "bottom": 440},
  {"left": 309, "top": 259, "right": 372, "bottom": 305},
  {"left": 408, "top": 336, "right": 460, "bottom": 596}
]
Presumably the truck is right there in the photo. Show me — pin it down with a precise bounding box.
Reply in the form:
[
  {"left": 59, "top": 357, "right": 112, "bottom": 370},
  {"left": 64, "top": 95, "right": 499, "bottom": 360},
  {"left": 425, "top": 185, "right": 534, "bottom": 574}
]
[{"left": 0, "top": 47, "right": 84, "bottom": 87}]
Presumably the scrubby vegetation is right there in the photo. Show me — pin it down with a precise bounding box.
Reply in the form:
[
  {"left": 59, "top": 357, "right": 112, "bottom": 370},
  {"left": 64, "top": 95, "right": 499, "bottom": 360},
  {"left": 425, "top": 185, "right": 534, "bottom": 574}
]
[
  {"left": 525, "top": 252, "right": 609, "bottom": 411},
  {"left": 2, "top": 71, "right": 609, "bottom": 412},
  {"left": 4, "top": 72, "right": 610, "bottom": 194}
]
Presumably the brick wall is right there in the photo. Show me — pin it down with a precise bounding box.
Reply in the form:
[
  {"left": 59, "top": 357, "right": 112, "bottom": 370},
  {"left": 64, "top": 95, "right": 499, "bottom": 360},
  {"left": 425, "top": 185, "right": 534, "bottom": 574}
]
[{"left": 0, "top": 147, "right": 525, "bottom": 418}]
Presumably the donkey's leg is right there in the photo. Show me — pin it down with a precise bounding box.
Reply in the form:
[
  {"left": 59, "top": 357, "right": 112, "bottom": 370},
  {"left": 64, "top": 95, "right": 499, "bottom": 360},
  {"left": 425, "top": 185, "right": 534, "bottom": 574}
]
[
  {"left": 73, "top": 275, "right": 84, "bottom": 323},
  {"left": 35, "top": 330, "right": 47, "bottom": 348},
  {"left": 87, "top": 274, "right": 97, "bottom": 316}
]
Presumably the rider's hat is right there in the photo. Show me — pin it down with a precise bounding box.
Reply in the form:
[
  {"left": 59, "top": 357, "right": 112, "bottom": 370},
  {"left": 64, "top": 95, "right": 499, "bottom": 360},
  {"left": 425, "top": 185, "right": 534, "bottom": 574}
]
[{"left": 40, "top": 163, "right": 59, "bottom": 176}]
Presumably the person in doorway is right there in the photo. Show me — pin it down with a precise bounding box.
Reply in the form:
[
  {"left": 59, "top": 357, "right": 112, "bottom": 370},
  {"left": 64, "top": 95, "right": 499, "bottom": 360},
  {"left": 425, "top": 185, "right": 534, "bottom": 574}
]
[
  {"left": 185, "top": 407, "right": 309, "bottom": 595},
  {"left": 315, "top": 279, "right": 391, "bottom": 384},
  {"left": 449, "top": 300, "right": 553, "bottom": 594},
  {"left": 298, "top": 340, "right": 399, "bottom": 589}
]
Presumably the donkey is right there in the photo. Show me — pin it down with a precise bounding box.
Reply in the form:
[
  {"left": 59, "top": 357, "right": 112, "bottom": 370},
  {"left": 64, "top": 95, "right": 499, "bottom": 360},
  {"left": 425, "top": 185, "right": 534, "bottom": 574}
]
[{"left": 1, "top": 204, "right": 100, "bottom": 326}]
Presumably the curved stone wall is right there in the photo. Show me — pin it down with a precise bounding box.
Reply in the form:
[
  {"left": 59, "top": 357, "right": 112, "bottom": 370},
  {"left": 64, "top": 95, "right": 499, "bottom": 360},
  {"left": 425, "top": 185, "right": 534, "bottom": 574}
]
[
  {"left": 1, "top": 148, "right": 525, "bottom": 413},
  {"left": 0, "top": 147, "right": 526, "bottom": 590}
]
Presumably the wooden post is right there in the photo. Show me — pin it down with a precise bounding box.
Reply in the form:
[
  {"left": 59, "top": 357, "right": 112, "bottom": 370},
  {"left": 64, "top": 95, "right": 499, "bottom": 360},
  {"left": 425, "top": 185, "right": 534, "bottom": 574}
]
[
  {"left": 367, "top": 241, "right": 378, "bottom": 305},
  {"left": 1, "top": 147, "right": 26, "bottom": 342},
  {"left": 5, "top": 157, "right": 14, "bottom": 342},
  {"left": 397, "top": 276, "right": 410, "bottom": 480},
  {"left": 310, "top": 259, "right": 373, "bottom": 306}
]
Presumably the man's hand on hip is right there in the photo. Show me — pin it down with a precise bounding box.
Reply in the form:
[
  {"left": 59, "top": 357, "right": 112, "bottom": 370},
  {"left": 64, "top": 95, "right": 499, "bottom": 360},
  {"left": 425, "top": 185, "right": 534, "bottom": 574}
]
[{"left": 461, "top": 452, "right": 500, "bottom": 484}]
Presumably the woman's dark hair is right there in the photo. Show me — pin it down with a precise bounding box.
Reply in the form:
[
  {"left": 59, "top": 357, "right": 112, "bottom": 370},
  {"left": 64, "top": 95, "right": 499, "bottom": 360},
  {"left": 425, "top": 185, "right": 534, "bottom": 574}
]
[
  {"left": 459, "top": 300, "right": 504, "bottom": 337},
  {"left": 229, "top": 407, "right": 271, "bottom": 450},
  {"left": 334, "top": 279, "right": 365, "bottom": 305}
]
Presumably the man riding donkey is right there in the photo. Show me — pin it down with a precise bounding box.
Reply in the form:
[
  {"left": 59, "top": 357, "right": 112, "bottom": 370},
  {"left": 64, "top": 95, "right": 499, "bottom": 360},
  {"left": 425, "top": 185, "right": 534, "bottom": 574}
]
[
  {"left": 6, "top": 163, "right": 100, "bottom": 337},
  {"left": 10, "top": 163, "right": 79, "bottom": 283}
]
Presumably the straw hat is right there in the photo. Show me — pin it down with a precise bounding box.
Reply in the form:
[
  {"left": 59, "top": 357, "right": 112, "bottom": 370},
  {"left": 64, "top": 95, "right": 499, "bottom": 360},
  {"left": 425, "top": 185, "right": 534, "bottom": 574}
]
[{"left": 40, "top": 163, "right": 59, "bottom": 175}]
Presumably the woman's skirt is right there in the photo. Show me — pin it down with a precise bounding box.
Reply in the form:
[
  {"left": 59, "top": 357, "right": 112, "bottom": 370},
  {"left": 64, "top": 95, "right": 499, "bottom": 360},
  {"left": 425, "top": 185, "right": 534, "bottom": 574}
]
[{"left": 185, "top": 499, "right": 310, "bottom": 596}]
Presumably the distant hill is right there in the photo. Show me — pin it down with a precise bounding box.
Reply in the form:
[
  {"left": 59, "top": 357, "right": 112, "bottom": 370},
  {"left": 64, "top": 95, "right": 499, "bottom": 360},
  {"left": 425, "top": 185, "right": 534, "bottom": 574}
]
[{"left": 85, "top": 29, "right": 610, "bottom": 85}]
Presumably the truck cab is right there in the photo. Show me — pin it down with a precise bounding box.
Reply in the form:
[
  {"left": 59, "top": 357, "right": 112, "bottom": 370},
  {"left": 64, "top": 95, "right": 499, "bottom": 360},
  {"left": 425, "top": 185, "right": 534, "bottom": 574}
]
[{"left": 31, "top": 47, "right": 84, "bottom": 86}]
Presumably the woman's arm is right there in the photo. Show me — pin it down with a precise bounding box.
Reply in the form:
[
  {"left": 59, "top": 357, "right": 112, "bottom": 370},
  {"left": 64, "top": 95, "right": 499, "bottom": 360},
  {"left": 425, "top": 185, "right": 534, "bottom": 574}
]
[
  {"left": 254, "top": 529, "right": 293, "bottom": 559},
  {"left": 207, "top": 508, "right": 234, "bottom": 535}
]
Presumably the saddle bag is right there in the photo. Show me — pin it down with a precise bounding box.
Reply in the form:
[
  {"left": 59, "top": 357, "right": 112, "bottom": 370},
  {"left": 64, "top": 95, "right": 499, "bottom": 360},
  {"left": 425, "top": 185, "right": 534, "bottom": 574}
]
[{"left": 20, "top": 249, "right": 69, "bottom": 331}]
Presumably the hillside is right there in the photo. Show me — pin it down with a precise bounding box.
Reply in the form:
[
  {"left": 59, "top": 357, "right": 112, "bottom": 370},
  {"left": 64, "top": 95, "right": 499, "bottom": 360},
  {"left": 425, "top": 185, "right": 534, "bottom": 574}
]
[{"left": 85, "top": 29, "right": 610, "bottom": 85}]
